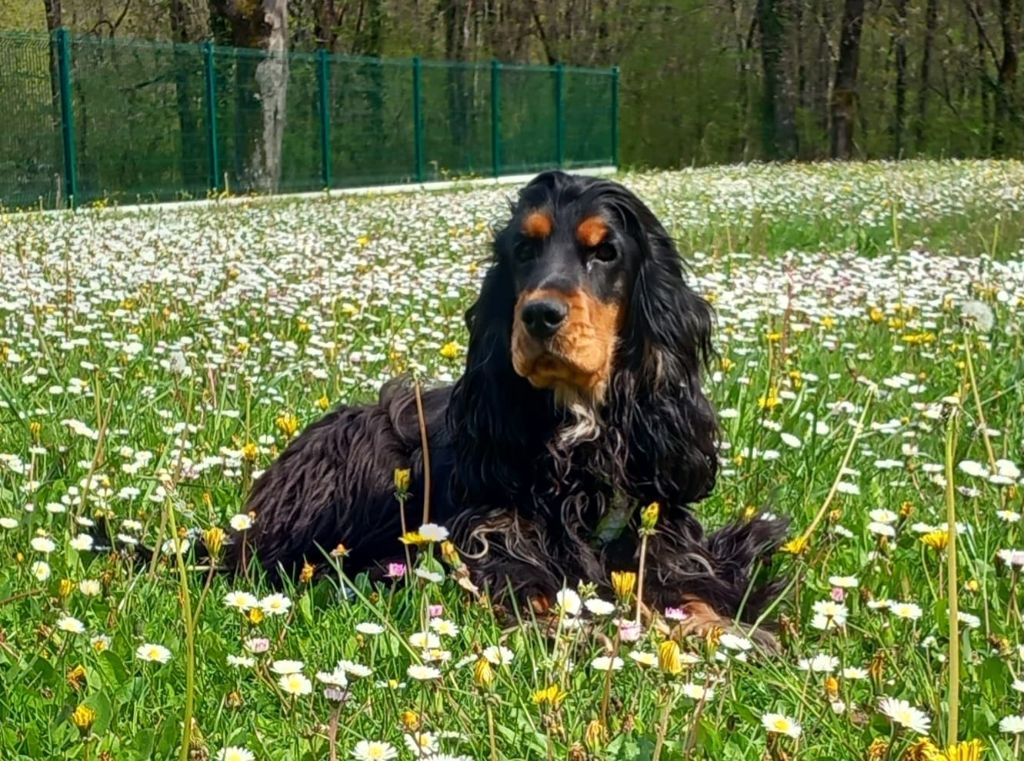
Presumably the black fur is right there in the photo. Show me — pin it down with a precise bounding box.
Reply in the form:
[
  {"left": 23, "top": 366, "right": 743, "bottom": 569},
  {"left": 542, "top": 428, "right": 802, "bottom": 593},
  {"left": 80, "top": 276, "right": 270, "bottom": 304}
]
[{"left": 229, "top": 171, "right": 787, "bottom": 624}]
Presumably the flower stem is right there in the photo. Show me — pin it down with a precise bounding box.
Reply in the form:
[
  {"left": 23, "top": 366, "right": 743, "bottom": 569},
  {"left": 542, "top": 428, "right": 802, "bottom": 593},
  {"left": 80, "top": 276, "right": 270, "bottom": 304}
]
[
  {"left": 635, "top": 533, "right": 649, "bottom": 626},
  {"left": 797, "top": 387, "right": 875, "bottom": 546},
  {"left": 651, "top": 685, "right": 675, "bottom": 761},
  {"left": 165, "top": 499, "right": 196, "bottom": 761},
  {"left": 962, "top": 334, "right": 997, "bottom": 471},
  {"left": 943, "top": 405, "right": 960, "bottom": 747}
]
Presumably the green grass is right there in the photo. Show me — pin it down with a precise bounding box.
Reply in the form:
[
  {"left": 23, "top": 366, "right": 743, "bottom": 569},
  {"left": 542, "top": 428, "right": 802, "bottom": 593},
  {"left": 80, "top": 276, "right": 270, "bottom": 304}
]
[{"left": 0, "top": 160, "right": 1023, "bottom": 760}]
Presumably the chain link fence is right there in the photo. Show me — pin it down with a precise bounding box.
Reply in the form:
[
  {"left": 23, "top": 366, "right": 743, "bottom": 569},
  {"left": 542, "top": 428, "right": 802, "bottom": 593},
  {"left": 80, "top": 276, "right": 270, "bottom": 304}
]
[{"left": 0, "top": 29, "right": 618, "bottom": 210}]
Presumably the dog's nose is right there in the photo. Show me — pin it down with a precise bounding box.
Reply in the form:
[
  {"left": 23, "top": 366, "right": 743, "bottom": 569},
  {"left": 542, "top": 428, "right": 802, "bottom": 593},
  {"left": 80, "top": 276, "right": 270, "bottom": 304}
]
[{"left": 521, "top": 298, "right": 568, "bottom": 339}]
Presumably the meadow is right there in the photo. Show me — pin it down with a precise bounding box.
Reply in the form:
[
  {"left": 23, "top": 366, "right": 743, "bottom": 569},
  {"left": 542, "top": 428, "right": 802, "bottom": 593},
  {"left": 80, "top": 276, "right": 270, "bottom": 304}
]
[{"left": 0, "top": 160, "right": 1023, "bottom": 760}]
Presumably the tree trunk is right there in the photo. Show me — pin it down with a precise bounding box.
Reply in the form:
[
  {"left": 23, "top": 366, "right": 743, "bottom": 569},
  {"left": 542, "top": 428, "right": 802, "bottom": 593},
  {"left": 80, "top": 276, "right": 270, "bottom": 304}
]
[
  {"left": 914, "top": 0, "right": 938, "bottom": 150},
  {"left": 993, "top": 0, "right": 1021, "bottom": 154},
  {"left": 209, "top": 0, "right": 289, "bottom": 193},
  {"left": 169, "top": 0, "right": 205, "bottom": 191},
  {"left": 892, "top": 0, "right": 908, "bottom": 157},
  {"left": 830, "top": 0, "right": 865, "bottom": 159},
  {"left": 757, "top": 0, "right": 798, "bottom": 159}
]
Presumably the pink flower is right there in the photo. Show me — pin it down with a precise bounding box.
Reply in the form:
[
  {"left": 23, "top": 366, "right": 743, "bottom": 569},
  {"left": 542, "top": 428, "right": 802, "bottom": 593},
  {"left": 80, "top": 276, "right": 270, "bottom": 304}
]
[
  {"left": 616, "top": 619, "right": 642, "bottom": 642},
  {"left": 428, "top": 604, "right": 444, "bottom": 618},
  {"left": 664, "top": 607, "right": 688, "bottom": 622},
  {"left": 243, "top": 637, "right": 270, "bottom": 654},
  {"left": 831, "top": 587, "right": 846, "bottom": 602},
  {"left": 386, "top": 562, "right": 406, "bottom": 579}
]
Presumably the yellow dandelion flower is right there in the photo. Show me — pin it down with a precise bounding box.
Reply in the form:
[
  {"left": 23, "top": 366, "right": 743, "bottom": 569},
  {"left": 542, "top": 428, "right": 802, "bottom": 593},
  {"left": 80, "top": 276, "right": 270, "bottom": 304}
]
[
  {"left": 920, "top": 530, "right": 949, "bottom": 552},
  {"left": 532, "top": 684, "right": 568, "bottom": 708},
  {"left": 70, "top": 704, "right": 96, "bottom": 736},
  {"left": 610, "top": 571, "right": 636, "bottom": 603},
  {"left": 780, "top": 536, "right": 808, "bottom": 555}
]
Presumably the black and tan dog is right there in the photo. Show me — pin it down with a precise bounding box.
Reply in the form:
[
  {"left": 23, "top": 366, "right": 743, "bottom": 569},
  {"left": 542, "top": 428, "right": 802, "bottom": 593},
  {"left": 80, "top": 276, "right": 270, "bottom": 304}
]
[{"left": 231, "top": 171, "right": 787, "bottom": 633}]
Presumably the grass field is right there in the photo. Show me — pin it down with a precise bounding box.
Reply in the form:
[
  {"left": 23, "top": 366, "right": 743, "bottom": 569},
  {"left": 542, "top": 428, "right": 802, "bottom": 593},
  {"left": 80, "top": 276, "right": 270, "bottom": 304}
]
[{"left": 1, "top": 160, "right": 1023, "bottom": 760}]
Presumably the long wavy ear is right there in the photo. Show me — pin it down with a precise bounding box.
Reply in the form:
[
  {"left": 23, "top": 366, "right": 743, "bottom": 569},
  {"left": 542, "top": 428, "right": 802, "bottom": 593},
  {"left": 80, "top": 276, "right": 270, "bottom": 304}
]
[
  {"left": 607, "top": 196, "right": 719, "bottom": 505},
  {"left": 448, "top": 258, "right": 554, "bottom": 503}
]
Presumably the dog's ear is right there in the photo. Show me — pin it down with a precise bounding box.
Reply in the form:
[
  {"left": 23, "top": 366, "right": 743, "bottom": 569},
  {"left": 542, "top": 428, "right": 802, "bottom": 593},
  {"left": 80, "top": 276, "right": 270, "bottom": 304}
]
[
  {"left": 448, "top": 257, "right": 553, "bottom": 502},
  {"left": 606, "top": 193, "right": 719, "bottom": 505}
]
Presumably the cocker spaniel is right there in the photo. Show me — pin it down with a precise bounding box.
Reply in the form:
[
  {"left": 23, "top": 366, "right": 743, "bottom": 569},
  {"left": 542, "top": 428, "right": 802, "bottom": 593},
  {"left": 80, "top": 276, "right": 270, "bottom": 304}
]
[{"left": 230, "top": 171, "right": 787, "bottom": 634}]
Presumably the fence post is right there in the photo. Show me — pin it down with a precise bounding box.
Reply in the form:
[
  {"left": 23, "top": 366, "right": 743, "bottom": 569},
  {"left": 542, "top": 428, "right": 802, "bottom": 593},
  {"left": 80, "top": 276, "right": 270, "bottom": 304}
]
[
  {"left": 490, "top": 60, "right": 502, "bottom": 178},
  {"left": 317, "top": 49, "right": 333, "bottom": 189},
  {"left": 554, "top": 63, "right": 565, "bottom": 168},
  {"left": 412, "top": 57, "right": 425, "bottom": 183},
  {"left": 203, "top": 41, "right": 221, "bottom": 193},
  {"left": 55, "top": 28, "right": 78, "bottom": 207},
  {"left": 611, "top": 66, "right": 620, "bottom": 168}
]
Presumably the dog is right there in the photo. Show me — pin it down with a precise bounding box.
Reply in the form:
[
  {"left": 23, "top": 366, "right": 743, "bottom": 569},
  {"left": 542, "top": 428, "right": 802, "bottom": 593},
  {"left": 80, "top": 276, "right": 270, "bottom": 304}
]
[{"left": 229, "top": 171, "right": 787, "bottom": 634}]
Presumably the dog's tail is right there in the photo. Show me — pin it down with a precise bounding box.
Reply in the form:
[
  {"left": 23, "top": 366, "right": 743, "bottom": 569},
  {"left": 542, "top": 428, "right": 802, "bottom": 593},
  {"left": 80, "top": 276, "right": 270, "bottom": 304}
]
[{"left": 701, "top": 515, "right": 789, "bottom": 624}]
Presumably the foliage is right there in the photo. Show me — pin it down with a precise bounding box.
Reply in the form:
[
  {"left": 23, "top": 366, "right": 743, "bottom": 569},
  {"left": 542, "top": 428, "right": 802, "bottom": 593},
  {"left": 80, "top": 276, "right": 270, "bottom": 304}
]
[{"left": 0, "top": 161, "right": 1023, "bottom": 759}]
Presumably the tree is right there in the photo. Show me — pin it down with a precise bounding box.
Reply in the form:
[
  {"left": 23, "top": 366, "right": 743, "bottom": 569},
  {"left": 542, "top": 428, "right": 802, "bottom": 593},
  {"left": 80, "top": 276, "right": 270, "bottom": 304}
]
[
  {"left": 758, "top": 0, "right": 798, "bottom": 159},
  {"left": 891, "top": 0, "right": 908, "bottom": 156},
  {"left": 830, "top": 0, "right": 865, "bottom": 159},
  {"left": 209, "top": 0, "right": 289, "bottom": 192},
  {"left": 992, "top": 0, "right": 1021, "bottom": 154}
]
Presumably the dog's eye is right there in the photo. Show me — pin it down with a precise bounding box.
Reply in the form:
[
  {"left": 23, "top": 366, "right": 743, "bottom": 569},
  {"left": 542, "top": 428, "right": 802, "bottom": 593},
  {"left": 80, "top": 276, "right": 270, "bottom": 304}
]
[
  {"left": 514, "top": 241, "right": 539, "bottom": 263},
  {"left": 592, "top": 244, "right": 617, "bottom": 263}
]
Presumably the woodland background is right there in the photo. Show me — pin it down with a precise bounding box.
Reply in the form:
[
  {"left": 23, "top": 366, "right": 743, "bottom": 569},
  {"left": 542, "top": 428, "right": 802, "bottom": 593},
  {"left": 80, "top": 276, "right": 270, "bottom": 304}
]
[{"left": 1, "top": 0, "right": 1022, "bottom": 168}]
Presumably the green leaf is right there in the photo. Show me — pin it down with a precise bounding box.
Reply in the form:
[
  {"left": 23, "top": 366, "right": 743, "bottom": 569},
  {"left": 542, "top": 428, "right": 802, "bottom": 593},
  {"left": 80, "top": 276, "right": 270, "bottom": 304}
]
[
  {"left": 94, "top": 650, "right": 129, "bottom": 689},
  {"left": 299, "top": 590, "right": 314, "bottom": 625},
  {"left": 84, "top": 690, "right": 113, "bottom": 735}
]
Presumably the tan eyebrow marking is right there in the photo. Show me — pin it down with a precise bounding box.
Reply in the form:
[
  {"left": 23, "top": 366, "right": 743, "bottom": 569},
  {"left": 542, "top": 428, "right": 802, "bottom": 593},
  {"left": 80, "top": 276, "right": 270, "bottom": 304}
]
[
  {"left": 522, "top": 211, "right": 553, "bottom": 239},
  {"left": 576, "top": 215, "right": 608, "bottom": 247}
]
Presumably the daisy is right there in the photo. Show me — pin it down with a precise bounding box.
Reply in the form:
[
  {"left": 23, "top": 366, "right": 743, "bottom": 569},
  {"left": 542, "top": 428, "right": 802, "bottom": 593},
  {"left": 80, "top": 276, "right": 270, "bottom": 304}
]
[
  {"left": 278, "top": 672, "right": 313, "bottom": 696},
  {"left": 889, "top": 602, "right": 923, "bottom": 621},
  {"left": 270, "top": 659, "right": 304, "bottom": 675},
  {"left": 842, "top": 667, "right": 868, "bottom": 680},
  {"left": 997, "top": 549, "right": 1024, "bottom": 569},
  {"left": 409, "top": 632, "right": 441, "bottom": 650},
  {"left": 355, "top": 622, "right": 385, "bottom": 636},
  {"left": 215, "top": 748, "right": 255, "bottom": 761},
  {"left": 584, "top": 598, "right": 616, "bottom": 616},
  {"left": 69, "top": 533, "right": 94, "bottom": 551},
  {"left": 407, "top": 664, "right": 441, "bottom": 681},
  {"left": 244, "top": 637, "right": 270, "bottom": 653},
  {"left": 879, "top": 697, "right": 930, "bottom": 734},
  {"left": 414, "top": 568, "right": 444, "bottom": 583},
  {"left": 79, "top": 579, "right": 101, "bottom": 596},
  {"left": 680, "top": 683, "right": 714, "bottom": 701},
  {"left": 337, "top": 659, "right": 372, "bottom": 678},
  {"left": 762, "top": 713, "right": 801, "bottom": 739},
  {"left": 810, "top": 600, "right": 848, "bottom": 630},
  {"left": 798, "top": 654, "right": 838, "bottom": 673},
  {"left": 31, "top": 536, "right": 56, "bottom": 553},
  {"left": 136, "top": 643, "right": 172, "bottom": 663},
  {"left": 1000, "top": 715, "right": 1024, "bottom": 734},
  {"left": 482, "top": 645, "right": 514, "bottom": 666},
  {"left": 224, "top": 591, "right": 258, "bottom": 610},
  {"left": 555, "top": 588, "right": 582, "bottom": 616},
  {"left": 719, "top": 633, "right": 753, "bottom": 651},
  {"left": 30, "top": 561, "right": 51, "bottom": 581},
  {"left": 56, "top": 615, "right": 85, "bottom": 634},
  {"left": 417, "top": 523, "right": 449, "bottom": 542},
  {"left": 229, "top": 514, "right": 253, "bottom": 531},
  {"left": 868, "top": 522, "right": 896, "bottom": 538},
  {"left": 352, "top": 740, "right": 398, "bottom": 760},
  {"left": 628, "top": 650, "right": 657, "bottom": 667},
  {"left": 317, "top": 669, "right": 349, "bottom": 687},
  {"left": 227, "top": 655, "right": 255, "bottom": 668},
  {"left": 429, "top": 618, "right": 459, "bottom": 636},
  {"left": 403, "top": 731, "right": 439, "bottom": 757},
  {"left": 591, "top": 656, "right": 624, "bottom": 671},
  {"left": 259, "top": 593, "right": 292, "bottom": 615},
  {"left": 827, "top": 577, "right": 860, "bottom": 589}
]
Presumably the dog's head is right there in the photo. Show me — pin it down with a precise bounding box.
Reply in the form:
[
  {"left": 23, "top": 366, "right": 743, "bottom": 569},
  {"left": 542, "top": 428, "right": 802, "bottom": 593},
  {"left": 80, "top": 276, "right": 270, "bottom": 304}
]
[{"left": 450, "top": 171, "right": 718, "bottom": 505}]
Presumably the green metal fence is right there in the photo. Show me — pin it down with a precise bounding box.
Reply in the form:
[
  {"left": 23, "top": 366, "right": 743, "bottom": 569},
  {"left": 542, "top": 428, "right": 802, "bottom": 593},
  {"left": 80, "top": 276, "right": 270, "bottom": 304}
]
[{"left": 0, "top": 29, "right": 618, "bottom": 210}]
